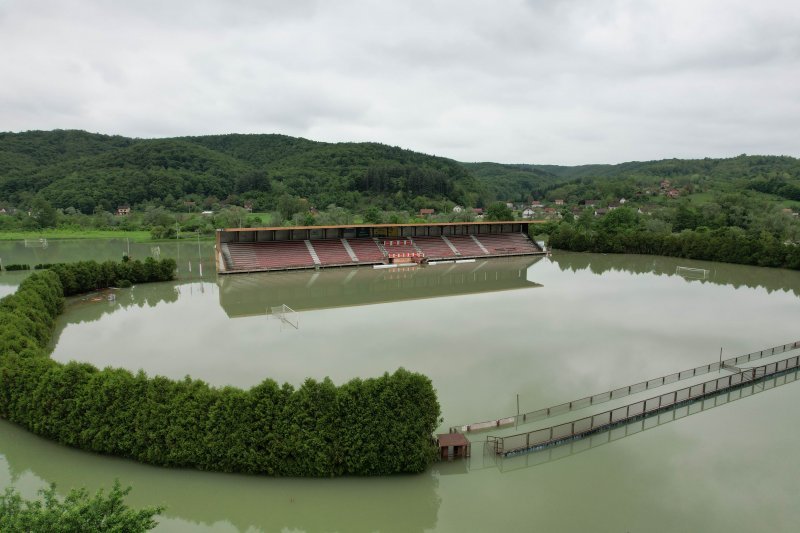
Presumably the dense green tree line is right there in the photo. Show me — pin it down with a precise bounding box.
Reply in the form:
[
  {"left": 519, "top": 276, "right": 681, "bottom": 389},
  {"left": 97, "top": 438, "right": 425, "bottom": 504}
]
[
  {"left": 0, "top": 481, "right": 163, "bottom": 532},
  {"left": 0, "top": 260, "right": 441, "bottom": 476},
  {"left": 547, "top": 208, "right": 800, "bottom": 269}
]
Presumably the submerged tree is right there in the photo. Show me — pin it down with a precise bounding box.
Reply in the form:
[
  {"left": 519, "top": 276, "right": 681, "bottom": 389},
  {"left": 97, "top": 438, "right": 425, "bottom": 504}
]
[{"left": 0, "top": 481, "right": 164, "bottom": 532}]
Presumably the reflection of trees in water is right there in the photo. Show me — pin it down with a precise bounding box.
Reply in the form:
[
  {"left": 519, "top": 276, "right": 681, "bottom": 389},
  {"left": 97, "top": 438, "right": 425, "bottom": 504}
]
[
  {"left": 0, "top": 239, "right": 215, "bottom": 277},
  {"left": 63, "top": 283, "right": 181, "bottom": 325},
  {"left": 552, "top": 252, "right": 800, "bottom": 298},
  {"left": 48, "top": 282, "right": 182, "bottom": 345},
  {"left": 0, "top": 419, "right": 440, "bottom": 533}
]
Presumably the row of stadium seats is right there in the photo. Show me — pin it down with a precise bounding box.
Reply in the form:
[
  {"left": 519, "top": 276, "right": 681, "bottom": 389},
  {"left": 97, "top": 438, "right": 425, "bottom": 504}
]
[
  {"left": 435, "top": 235, "right": 485, "bottom": 257},
  {"left": 413, "top": 236, "right": 456, "bottom": 258},
  {"left": 475, "top": 233, "right": 540, "bottom": 255},
  {"left": 224, "top": 234, "right": 541, "bottom": 271},
  {"left": 310, "top": 239, "right": 354, "bottom": 265},
  {"left": 227, "top": 241, "right": 315, "bottom": 271}
]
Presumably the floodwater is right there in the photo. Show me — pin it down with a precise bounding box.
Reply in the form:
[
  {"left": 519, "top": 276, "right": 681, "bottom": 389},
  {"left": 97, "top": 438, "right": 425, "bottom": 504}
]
[{"left": 1, "top": 238, "right": 800, "bottom": 532}]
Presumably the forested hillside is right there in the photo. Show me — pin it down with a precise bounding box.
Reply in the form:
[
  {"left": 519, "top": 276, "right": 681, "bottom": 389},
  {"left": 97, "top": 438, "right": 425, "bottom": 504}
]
[
  {"left": 473, "top": 155, "right": 800, "bottom": 204},
  {"left": 0, "top": 131, "right": 798, "bottom": 249},
  {"left": 0, "top": 130, "right": 485, "bottom": 216}
]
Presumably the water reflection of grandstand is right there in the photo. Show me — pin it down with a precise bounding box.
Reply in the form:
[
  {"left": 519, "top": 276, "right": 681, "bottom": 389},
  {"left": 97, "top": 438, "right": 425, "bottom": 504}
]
[{"left": 218, "top": 256, "right": 543, "bottom": 317}]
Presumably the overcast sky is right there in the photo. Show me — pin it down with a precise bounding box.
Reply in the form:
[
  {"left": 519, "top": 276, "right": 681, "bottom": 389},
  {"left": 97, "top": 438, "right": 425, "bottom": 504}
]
[{"left": 1, "top": 0, "right": 798, "bottom": 164}]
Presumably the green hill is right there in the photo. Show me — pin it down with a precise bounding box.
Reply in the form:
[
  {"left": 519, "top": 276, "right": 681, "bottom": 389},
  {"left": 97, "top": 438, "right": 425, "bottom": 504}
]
[
  {"left": 1, "top": 131, "right": 798, "bottom": 218},
  {"left": 0, "top": 130, "right": 486, "bottom": 214}
]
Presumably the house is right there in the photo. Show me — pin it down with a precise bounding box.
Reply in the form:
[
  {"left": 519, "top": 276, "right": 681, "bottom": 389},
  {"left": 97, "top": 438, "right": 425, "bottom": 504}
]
[
  {"left": 201, "top": 210, "right": 214, "bottom": 216},
  {"left": 522, "top": 208, "right": 535, "bottom": 219},
  {"left": 419, "top": 208, "right": 435, "bottom": 217},
  {"left": 554, "top": 199, "right": 565, "bottom": 205},
  {"left": 116, "top": 206, "right": 131, "bottom": 216},
  {"left": 472, "top": 207, "right": 484, "bottom": 215},
  {"left": 660, "top": 179, "right": 671, "bottom": 190},
  {"left": 505, "top": 202, "right": 514, "bottom": 209},
  {"left": 583, "top": 200, "right": 598, "bottom": 207},
  {"left": 619, "top": 198, "right": 627, "bottom": 204},
  {"left": 0, "top": 208, "right": 6, "bottom": 215},
  {"left": 666, "top": 189, "right": 680, "bottom": 199},
  {"left": 544, "top": 207, "right": 561, "bottom": 219},
  {"left": 452, "top": 205, "right": 464, "bottom": 213},
  {"left": 531, "top": 200, "right": 544, "bottom": 208},
  {"left": 594, "top": 208, "right": 608, "bottom": 216},
  {"left": 243, "top": 201, "right": 254, "bottom": 212},
  {"left": 608, "top": 203, "right": 620, "bottom": 211}
]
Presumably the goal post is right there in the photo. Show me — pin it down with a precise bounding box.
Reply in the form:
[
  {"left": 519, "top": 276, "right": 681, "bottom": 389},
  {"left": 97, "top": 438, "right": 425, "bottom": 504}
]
[
  {"left": 269, "top": 304, "right": 299, "bottom": 329},
  {"left": 676, "top": 266, "right": 709, "bottom": 280}
]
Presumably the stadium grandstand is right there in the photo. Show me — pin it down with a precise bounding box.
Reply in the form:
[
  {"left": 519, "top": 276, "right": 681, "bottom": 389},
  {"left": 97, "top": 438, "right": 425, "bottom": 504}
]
[{"left": 216, "top": 221, "right": 546, "bottom": 274}]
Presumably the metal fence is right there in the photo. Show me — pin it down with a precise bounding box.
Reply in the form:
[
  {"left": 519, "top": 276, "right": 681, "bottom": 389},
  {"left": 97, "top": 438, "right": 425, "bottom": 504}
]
[
  {"left": 455, "top": 340, "right": 800, "bottom": 433},
  {"left": 487, "top": 352, "right": 800, "bottom": 456},
  {"left": 489, "top": 365, "right": 800, "bottom": 472}
]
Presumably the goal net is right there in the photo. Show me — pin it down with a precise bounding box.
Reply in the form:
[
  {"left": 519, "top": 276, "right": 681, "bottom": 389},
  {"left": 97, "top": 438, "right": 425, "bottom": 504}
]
[
  {"left": 676, "top": 266, "right": 709, "bottom": 280},
  {"left": 269, "top": 304, "right": 299, "bottom": 329},
  {"left": 24, "top": 238, "right": 48, "bottom": 248}
]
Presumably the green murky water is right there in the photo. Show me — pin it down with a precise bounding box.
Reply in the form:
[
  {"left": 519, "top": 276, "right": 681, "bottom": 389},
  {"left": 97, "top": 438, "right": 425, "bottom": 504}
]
[{"left": 1, "top": 239, "right": 800, "bottom": 532}]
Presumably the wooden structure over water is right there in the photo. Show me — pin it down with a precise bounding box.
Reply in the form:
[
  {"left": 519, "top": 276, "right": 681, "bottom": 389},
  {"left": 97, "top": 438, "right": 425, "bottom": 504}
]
[
  {"left": 215, "top": 221, "right": 545, "bottom": 274},
  {"left": 437, "top": 433, "right": 471, "bottom": 461}
]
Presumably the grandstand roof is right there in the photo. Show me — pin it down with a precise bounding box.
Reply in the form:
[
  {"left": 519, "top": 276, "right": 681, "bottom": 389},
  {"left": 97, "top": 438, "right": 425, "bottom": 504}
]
[{"left": 220, "top": 220, "right": 541, "bottom": 232}]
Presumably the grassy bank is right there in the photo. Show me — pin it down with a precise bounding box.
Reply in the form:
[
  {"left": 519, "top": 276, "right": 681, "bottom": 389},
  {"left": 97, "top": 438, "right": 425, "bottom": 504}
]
[
  {"left": 0, "top": 230, "right": 217, "bottom": 242},
  {"left": 0, "top": 229, "right": 154, "bottom": 242}
]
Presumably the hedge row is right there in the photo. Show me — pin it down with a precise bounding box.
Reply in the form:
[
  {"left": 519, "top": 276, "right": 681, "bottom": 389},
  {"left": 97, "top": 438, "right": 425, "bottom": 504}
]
[
  {"left": 549, "top": 225, "right": 800, "bottom": 270},
  {"left": 0, "top": 260, "right": 441, "bottom": 476}
]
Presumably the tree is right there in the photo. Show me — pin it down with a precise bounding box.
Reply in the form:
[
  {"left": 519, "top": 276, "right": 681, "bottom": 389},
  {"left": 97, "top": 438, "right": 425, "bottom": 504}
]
[
  {"left": 485, "top": 202, "right": 513, "bottom": 221},
  {"left": 0, "top": 482, "right": 164, "bottom": 532},
  {"left": 30, "top": 197, "right": 58, "bottom": 229}
]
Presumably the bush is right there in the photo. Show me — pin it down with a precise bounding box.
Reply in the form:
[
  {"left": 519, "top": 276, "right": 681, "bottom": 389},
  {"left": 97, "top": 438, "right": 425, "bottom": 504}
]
[
  {"left": 3, "top": 264, "right": 30, "bottom": 271},
  {"left": 0, "top": 481, "right": 163, "bottom": 532},
  {"left": 0, "top": 260, "right": 440, "bottom": 476}
]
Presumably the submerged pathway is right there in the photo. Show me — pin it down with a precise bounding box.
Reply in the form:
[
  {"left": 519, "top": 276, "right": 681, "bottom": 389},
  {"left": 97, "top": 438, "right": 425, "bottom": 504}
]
[
  {"left": 481, "top": 341, "right": 800, "bottom": 456},
  {"left": 452, "top": 340, "right": 800, "bottom": 433}
]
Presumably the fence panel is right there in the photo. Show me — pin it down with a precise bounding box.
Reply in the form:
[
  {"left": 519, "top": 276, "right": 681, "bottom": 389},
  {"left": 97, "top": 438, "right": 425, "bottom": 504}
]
[
  {"left": 571, "top": 397, "right": 591, "bottom": 410},
  {"left": 675, "top": 387, "right": 690, "bottom": 402},
  {"left": 647, "top": 378, "right": 663, "bottom": 389},
  {"left": 552, "top": 423, "right": 573, "bottom": 440},
  {"left": 644, "top": 398, "right": 660, "bottom": 412},
  {"left": 592, "top": 411, "right": 611, "bottom": 428},
  {"left": 528, "top": 428, "right": 551, "bottom": 446},
  {"left": 503, "top": 433, "right": 528, "bottom": 452},
  {"left": 573, "top": 417, "right": 592, "bottom": 433},
  {"left": 611, "top": 406, "right": 628, "bottom": 423},
  {"left": 660, "top": 392, "right": 676, "bottom": 408},
  {"left": 611, "top": 387, "right": 628, "bottom": 399},
  {"left": 591, "top": 392, "right": 611, "bottom": 404}
]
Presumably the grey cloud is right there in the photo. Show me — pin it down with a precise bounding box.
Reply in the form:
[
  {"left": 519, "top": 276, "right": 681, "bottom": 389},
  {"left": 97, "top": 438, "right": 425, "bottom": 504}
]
[{"left": 0, "top": 0, "right": 798, "bottom": 164}]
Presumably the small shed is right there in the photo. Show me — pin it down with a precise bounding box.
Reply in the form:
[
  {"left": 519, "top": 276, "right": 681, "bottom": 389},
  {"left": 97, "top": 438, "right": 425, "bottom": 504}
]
[{"left": 437, "top": 433, "right": 471, "bottom": 460}]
